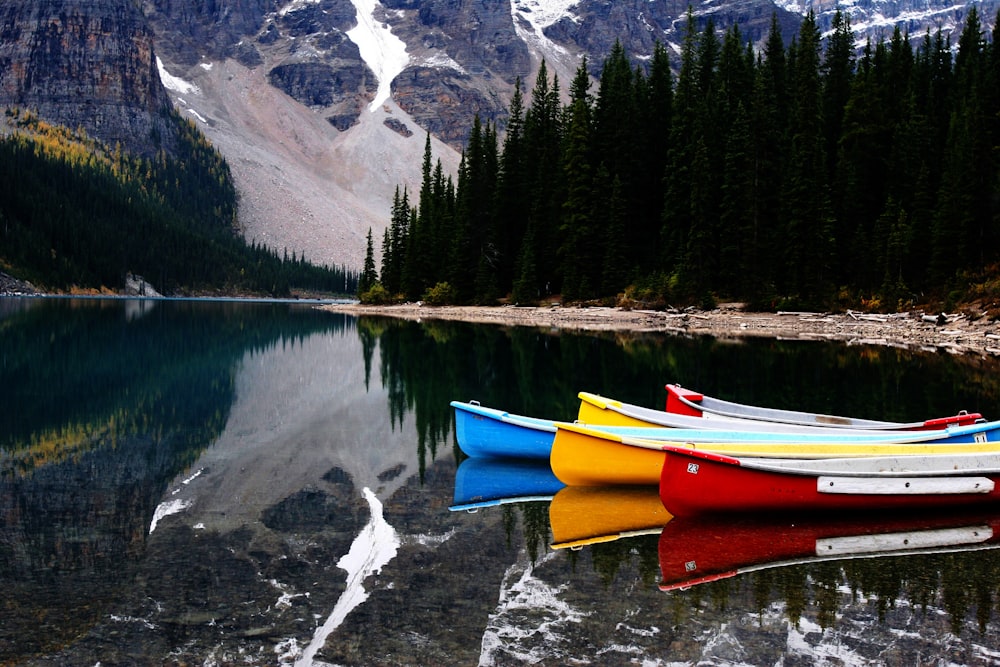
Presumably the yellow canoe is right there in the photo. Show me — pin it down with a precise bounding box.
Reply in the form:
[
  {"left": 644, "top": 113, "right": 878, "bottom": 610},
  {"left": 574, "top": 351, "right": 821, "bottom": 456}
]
[
  {"left": 551, "top": 422, "right": 1000, "bottom": 486},
  {"left": 577, "top": 391, "right": 663, "bottom": 427},
  {"left": 551, "top": 423, "right": 667, "bottom": 485},
  {"left": 549, "top": 486, "right": 671, "bottom": 550}
]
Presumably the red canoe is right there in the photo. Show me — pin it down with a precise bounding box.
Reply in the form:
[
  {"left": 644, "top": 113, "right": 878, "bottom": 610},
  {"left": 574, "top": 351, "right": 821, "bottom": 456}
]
[
  {"left": 658, "top": 510, "right": 1000, "bottom": 591},
  {"left": 658, "top": 445, "right": 1000, "bottom": 517},
  {"left": 665, "top": 383, "right": 983, "bottom": 431}
]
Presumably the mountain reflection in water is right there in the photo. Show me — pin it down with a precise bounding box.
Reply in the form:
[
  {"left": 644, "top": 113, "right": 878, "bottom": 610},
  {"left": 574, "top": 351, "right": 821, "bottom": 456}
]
[{"left": 3, "top": 298, "right": 1000, "bottom": 665}]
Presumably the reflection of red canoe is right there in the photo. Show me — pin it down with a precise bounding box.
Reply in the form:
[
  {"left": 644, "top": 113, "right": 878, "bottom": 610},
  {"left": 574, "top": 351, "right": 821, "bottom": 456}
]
[
  {"left": 658, "top": 511, "right": 1000, "bottom": 591},
  {"left": 659, "top": 445, "right": 1000, "bottom": 517},
  {"left": 665, "top": 384, "right": 984, "bottom": 430}
]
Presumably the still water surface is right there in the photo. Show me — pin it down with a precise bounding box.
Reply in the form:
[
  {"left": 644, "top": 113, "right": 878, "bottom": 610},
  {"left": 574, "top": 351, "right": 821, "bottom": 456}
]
[{"left": 3, "top": 297, "right": 1000, "bottom": 666}]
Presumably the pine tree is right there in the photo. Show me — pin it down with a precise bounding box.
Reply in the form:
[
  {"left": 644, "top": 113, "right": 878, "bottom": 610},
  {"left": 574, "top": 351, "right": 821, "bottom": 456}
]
[
  {"left": 359, "top": 227, "right": 377, "bottom": 294},
  {"left": 719, "top": 99, "right": 754, "bottom": 299},
  {"left": 783, "top": 11, "right": 835, "bottom": 306},
  {"left": 522, "top": 61, "right": 564, "bottom": 298},
  {"left": 560, "top": 58, "right": 596, "bottom": 300},
  {"left": 403, "top": 134, "right": 435, "bottom": 299},
  {"left": 745, "top": 15, "right": 788, "bottom": 306},
  {"left": 600, "top": 171, "right": 628, "bottom": 296},
  {"left": 661, "top": 9, "right": 699, "bottom": 276},
  {"left": 821, "top": 9, "right": 855, "bottom": 185},
  {"left": 494, "top": 78, "right": 527, "bottom": 295},
  {"left": 932, "top": 8, "right": 994, "bottom": 281},
  {"left": 636, "top": 41, "right": 673, "bottom": 272}
]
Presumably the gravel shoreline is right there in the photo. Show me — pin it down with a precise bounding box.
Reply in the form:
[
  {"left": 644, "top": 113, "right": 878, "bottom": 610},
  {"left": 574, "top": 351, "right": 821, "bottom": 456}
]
[
  {"left": 323, "top": 302, "right": 1000, "bottom": 358},
  {"left": 7, "top": 263, "right": 999, "bottom": 357}
]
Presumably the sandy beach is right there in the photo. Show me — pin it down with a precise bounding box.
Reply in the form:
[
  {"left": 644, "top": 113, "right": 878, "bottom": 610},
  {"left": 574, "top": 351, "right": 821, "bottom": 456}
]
[{"left": 323, "top": 302, "right": 1000, "bottom": 358}]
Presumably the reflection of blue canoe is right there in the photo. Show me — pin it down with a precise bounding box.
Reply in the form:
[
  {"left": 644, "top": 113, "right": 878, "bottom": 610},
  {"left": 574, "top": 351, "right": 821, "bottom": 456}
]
[
  {"left": 658, "top": 510, "right": 1000, "bottom": 591},
  {"left": 452, "top": 399, "right": 1000, "bottom": 462},
  {"left": 449, "top": 457, "right": 563, "bottom": 512}
]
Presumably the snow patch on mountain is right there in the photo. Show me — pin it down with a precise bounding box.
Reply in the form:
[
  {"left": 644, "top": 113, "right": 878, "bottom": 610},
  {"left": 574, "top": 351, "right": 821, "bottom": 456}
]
[
  {"left": 156, "top": 57, "right": 199, "bottom": 95},
  {"left": 513, "top": 0, "right": 580, "bottom": 28},
  {"left": 347, "top": 0, "right": 410, "bottom": 110},
  {"left": 279, "top": 0, "right": 322, "bottom": 17},
  {"left": 845, "top": 3, "right": 968, "bottom": 40},
  {"left": 511, "top": 0, "right": 581, "bottom": 76}
]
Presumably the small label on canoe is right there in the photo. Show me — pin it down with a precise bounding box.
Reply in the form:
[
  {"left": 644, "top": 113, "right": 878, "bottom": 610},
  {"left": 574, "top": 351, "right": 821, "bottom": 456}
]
[
  {"left": 817, "top": 476, "right": 995, "bottom": 495},
  {"left": 686, "top": 463, "right": 700, "bottom": 474}
]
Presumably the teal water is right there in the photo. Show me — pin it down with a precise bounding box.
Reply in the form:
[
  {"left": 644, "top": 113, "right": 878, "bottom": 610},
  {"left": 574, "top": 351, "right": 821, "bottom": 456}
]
[{"left": 3, "top": 297, "right": 1000, "bottom": 665}]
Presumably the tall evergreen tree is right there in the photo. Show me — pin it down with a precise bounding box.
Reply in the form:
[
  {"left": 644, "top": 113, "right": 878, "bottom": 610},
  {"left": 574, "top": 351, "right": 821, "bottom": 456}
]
[
  {"left": 521, "top": 61, "right": 564, "bottom": 298},
  {"left": 782, "top": 11, "right": 835, "bottom": 305},
  {"left": 382, "top": 187, "right": 410, "bottom": 295},
  {"left": 661, "top": 9, "right": 700, "bottom": 277},
  {"left": 636, "top": 41, "right": 673, "bottom": 272},
  {"left": 560, "top": 57, "right": 597, "bottom": 300},
  {"left": 743, "top": 15, "right": 789, "bottom": 306},
  {"left": 403, "top": 134, "right": 434, "bottom": 299},
  {"left": 835, "top": 41, "right": 889, "bottom": 292},
  {"left": 359, "top": 227, "right": 377, "bottom": 294},
  {"left": 600, "top": 171, "right": 629, "bottom": 296},
  {"left": 719, "top": 99, "right": 755, "bottom": 298},
  {"left": 494, "top": 78, "right": 528, "bottom": 295},
  {"left": 821, "top": 9, "right": 855, "bottom": 185}
]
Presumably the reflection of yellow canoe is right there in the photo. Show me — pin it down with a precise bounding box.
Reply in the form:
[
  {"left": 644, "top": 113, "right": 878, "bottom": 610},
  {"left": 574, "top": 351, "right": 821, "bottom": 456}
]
[
  {"left": 549, "top": 486, "right": 671, "bottom": 550},
  {"left": 551, "top": 422, "right": 1000, "bottom": 486}
]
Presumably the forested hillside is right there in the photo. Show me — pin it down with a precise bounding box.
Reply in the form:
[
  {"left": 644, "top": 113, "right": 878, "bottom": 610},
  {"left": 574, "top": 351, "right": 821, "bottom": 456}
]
[
  {"left": 369, "top": 9, "right": 1000, "bottom": 312},
  {"left": 0, "top": 109, "right": 356, "bottom": 296}
]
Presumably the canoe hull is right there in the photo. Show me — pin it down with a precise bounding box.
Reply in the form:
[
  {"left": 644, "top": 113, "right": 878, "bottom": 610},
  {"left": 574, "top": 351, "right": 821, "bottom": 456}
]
[
  {"left": 659, "top": 446, "right": 1000, "bottom": 517},
  {"left": 553, "top": 421, "right": 1000, "bottom": 488},
  {"left": 550, "top": 425, "right": 664, "bottom": 485},
  {"left": 452, "top": 401, "right": 554, "bottom": 459}
]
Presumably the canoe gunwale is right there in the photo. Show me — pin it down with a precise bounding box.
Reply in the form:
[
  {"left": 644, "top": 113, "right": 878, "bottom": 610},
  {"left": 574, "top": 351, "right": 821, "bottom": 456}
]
[{"left": 665, "top": 383, "right": 983, "bottom": 430}]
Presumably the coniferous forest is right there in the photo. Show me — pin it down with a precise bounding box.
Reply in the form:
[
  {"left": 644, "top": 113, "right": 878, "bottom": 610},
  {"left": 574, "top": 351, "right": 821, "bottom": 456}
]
[
  {"left": 0, "top": 108, "right": 357, "bottom": 297},
  {"left": 367, "top": 9, "right": 1000, "bottom": 312}
]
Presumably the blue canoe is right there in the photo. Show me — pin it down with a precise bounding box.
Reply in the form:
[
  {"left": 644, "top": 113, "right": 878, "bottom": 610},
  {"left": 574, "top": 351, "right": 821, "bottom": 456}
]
[{"left": 451, "top": 399, "right": 1000, "bottom": 460}]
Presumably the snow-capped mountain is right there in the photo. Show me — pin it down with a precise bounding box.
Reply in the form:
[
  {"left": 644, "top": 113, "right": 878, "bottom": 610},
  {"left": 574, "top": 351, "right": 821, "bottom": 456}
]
[
  {"left": 141, "top": 0, "right": 997, "bottom": 271},
  {"left": 4, "top": 0, "right": 996, "bottom": 271}
]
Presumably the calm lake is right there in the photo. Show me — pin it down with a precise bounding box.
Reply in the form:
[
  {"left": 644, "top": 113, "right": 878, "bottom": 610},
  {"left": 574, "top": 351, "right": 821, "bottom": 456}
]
[{"left": 4, "top": 296, "right": 1000, "bottom": 666}]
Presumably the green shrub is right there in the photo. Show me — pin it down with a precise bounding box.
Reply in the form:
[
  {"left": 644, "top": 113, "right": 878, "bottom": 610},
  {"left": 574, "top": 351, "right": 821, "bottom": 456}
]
[
  {"left": 422, "top": 281, "right": 457, "bottom": 305},
  {"left": 360, "top": 282, "right": 392, "bottom": 304}
]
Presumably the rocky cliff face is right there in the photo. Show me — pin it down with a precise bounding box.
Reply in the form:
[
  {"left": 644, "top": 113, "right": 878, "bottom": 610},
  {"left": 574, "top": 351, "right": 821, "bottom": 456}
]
[
  {"left": 144, "top": 0, "right": 1000, "bottom": 153},
  {"left": 0, "top": 0, "right": 177, "bottom": 157}
]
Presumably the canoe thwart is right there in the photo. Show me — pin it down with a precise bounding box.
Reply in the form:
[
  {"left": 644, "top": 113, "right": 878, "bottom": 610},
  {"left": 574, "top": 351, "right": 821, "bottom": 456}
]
[{"left": 816, "top": 476, "right": 995, "bottom": 495}]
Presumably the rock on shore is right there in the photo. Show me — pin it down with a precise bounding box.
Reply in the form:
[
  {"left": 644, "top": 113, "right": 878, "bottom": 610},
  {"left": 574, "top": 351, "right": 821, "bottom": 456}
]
[{"left": 0, "top": 271, "right": 40, "bottom": 296}]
